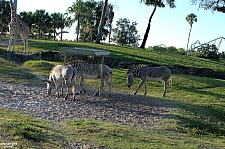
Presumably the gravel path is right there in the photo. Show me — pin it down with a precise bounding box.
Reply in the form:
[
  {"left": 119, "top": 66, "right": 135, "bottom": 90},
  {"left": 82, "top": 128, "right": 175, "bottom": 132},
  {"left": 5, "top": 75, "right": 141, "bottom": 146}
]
[{"left": 0, "top": 80, "right": 172, "bottom": 148}]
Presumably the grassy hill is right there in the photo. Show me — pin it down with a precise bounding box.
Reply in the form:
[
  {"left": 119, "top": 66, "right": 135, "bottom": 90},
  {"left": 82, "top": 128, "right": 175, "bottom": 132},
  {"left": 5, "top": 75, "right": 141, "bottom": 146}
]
[
  {"left": 2, "top": 39, "right": 225, "bottom": 74},
  {"left": 0, "top": 39, "right": 225, "bottom": 148}
]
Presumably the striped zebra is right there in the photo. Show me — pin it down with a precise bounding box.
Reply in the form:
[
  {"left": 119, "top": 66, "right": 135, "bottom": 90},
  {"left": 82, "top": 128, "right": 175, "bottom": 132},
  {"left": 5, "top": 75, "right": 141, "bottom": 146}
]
[
  {"left": 127, "top": 65, "right": 171, "bottom": 97},
  {"left": 72, "top": 62, "right": 112, "bottom": 97}
]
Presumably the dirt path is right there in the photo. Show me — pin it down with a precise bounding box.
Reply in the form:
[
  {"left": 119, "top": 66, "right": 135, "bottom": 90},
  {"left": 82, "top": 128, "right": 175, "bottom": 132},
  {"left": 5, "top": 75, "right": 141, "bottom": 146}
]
[{"left": 0, "top": 80, "right": 171, "bottom": 128}]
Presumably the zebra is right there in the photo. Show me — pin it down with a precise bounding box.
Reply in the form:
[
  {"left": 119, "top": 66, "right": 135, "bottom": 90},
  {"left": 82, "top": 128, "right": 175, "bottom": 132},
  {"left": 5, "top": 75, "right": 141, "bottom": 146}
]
[
  {"left": 72, "top": 62, "right": 112, "bottom": 97},
  {"left": 127, "top": 65, "right": 171, "bottom": 97},
  {"left": 43, "top": 65, "right": 77, "bottom": 101}
]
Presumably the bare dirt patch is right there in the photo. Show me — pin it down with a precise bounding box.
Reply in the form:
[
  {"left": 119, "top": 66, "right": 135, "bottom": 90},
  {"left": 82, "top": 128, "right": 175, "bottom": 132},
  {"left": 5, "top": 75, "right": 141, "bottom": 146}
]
[{"left": 0, "top": 80, "right": 172, "bottom": 128}]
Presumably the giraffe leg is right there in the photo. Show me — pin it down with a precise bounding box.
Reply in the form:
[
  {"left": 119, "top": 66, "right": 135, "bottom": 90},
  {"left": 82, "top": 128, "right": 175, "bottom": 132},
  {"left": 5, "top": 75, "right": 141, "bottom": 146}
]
[
  {"left": 21, "top": 34, "right": 28, "bottom": 54},
  {"left": 12, "top": 34, "right": 17, "bottom": 53},
  {"left": 8, "top": 34, "right": 12, "bottom": 52},
  {"left": 25, "top": 36, "right": 28, "bottom": 54}
]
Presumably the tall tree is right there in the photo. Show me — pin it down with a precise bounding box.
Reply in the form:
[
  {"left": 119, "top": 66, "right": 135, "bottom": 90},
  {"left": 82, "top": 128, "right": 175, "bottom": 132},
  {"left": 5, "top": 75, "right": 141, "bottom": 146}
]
[
  {"left": 51, "top": 12, "right": 61, "bottom": 40},
  {"left": 111, "top": 18, "right": 141, "bottom": 47},
  {"left": 59, "top": 13, "right": 73, "bottom": 41},
  {"left": 139, "top": 0, "right": 175, "bottom": 49},
  {"left": 0, "top": 0, "right": 10, "bottom": 34},
  {"left": 67, "top": 0, "right": 86, "bottom": 42},
  {"left": 96, "top": 0, "right": 108, "bottom": 44},
  {"left": 105, "top": 4, "right": 114, "bottom": 44},
  {"left": 186, "top": 13, "right": 197, "bottom": 51},
  {"left": 79, "top": 0, "right": 110, "bottom": 42},
  {"left": 33, "top": 9, "right": 50, "bottom": 39}
]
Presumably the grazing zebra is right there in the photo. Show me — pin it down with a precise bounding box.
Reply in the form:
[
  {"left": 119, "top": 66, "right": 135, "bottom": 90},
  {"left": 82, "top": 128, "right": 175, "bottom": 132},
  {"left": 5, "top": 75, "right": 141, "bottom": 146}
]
[
  {"left": 43, "top": 65, "right": 77, "bottom": 101},
  {"left": 127, "top": 65, "right": 171, "bottom": 97},
  {"left": 72, "top": 62, "right": 112, "bottom": 97}
]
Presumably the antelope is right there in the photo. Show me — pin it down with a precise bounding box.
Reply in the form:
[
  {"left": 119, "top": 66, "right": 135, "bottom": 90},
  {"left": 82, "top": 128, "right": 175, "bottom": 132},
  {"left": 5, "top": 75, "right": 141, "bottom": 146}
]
[
  {"left": 43, "top": 65, "right": 77, "bottom": 101},
  {"left": 72, "top": 62, "right": 112, "bottom": 97},
  {"left": 127, "top": 65, "right": 171, "bottom": 97}
]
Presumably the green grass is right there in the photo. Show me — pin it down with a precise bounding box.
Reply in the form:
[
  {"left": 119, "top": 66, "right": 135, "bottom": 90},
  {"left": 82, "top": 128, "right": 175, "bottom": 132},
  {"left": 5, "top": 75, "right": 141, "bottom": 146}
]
[
  {"left": 1, "top": 108, "right": 224, "bottom": 149},
  {"left": 1, "top": 39, "right": 225, "bottom": 148},
  {"left": 0, "top": 57, "right": 42, "bottom": 85},
  {"left": 0, "top": 108, "right": 67, "bottom": 149},
  {"left": 2, "top": 39, "right": 225, "bottom": 74}
]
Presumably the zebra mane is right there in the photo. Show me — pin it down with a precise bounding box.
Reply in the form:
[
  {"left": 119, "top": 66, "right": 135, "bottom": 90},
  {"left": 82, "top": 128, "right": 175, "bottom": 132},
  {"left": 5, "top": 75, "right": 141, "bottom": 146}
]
[
  {"left": 127, "top": 64, "right": 146, "bottom": 74},
  {"left": 130, "top": 64, "right": 146, "bottom": 69}
]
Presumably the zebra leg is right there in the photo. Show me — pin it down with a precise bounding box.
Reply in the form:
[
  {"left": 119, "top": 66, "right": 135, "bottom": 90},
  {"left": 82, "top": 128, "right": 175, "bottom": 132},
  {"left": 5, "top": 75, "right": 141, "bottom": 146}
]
[
  {"left": 162, "top": 80, "right": 167, "bottom": 97},
  {"left": 64, "top": 81, "right": 69, "bottom": 100},
  {"left": 105, "top": 77, "right": 112, "bottom": 97},
  {"left": 134, "top": 80, "right": 145, "bottom": 95},
  {"left": 106, "top": 77, "right": 112, "bottom": 97},
  {"left": 144, "top": 82, "right": 147, "bottom": 95},
  {"left": 71, "top": 77, "right": 76, "bottom": 101},
  {"left": 55, "top": 84, "right": 60, "bottom": 98}
]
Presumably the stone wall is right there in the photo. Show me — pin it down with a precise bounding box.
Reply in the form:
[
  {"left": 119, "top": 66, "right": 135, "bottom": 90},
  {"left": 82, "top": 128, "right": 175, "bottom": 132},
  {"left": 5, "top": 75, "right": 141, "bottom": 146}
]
[{"left": 1, "top": 50, "right": 225, "bottom": 79}]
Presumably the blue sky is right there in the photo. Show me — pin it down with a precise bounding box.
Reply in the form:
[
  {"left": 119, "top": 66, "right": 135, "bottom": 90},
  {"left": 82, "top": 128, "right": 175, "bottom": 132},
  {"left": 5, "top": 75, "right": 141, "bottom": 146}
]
[{"left": 16, "top": 0, "right": 225, "bottom": 52}]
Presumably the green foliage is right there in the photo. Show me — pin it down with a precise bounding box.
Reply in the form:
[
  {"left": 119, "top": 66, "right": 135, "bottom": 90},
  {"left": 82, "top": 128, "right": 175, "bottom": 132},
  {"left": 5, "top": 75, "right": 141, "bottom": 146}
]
[
  {"left": 0, "top": 0, "right": 10, "bottom": 33},
  {"left": 190, "top": 0, "right": 225, "bottom": 13},
  {"left": 111, "top": 18, "right": 141, "bottom": 47},
  {"left": 196, "top": 44, "right": 219, "bottom": 60},
  {"left": 166, "top": 46, "right": 177, "bottom": 53},
  {"left": 151, "top": 45, "right": 167, "bottom": 52},
  {"left": 177, "top": 47, "right": 185, "bottom": 55},
  {"left": 186, "top": 13, "right": 197, "bottom": 26}
]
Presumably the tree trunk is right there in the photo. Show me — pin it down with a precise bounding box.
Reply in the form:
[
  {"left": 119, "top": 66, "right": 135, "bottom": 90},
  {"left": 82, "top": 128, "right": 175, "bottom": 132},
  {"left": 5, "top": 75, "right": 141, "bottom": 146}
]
[
  {"left": 108, "top": 23, "right": 112, "bottom": 44},
  {"left": 76, "top": 16, "right": 80, "bottom": 42},
  {"left": 140, "top": 5, "right": 157, "bottom": 49},
  {"left": 96, "top": 0, "right": 108, "bottom": 44},
  {"left": 38, "top": 28, "right": 41, "bottom": 39},
  {"left": 54, "top": 27, "right": 56, "bottom": 41},
  {"left": 0, "top": 18, "right": 3, "bottom": 34},
  {"left": 186, "top": 25, "right": 192, "bottom": 51},
  {"left": 60, "top": 28, "right": 63, "bottom": 41}
]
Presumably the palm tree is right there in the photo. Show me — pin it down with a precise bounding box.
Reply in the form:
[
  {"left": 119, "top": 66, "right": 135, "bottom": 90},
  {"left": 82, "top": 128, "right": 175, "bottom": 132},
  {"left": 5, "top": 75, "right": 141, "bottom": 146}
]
[
  {"left": 51, "top": 12, "right": 61, "bottom": 40},
  {"left": 139, "top": 0, "right": 175, "bottom": 49},
  {"left": 33, "top": 9, "right": 50, "bottom": 39},
  {"left": 67, "top": 0, "right": 86, "bottom": 42},
  {"left": 58, "top": 13, "right": 73, "bottom": 41},
  {"left": 186, "top": 13, "right": 197, "bottom": 52}
]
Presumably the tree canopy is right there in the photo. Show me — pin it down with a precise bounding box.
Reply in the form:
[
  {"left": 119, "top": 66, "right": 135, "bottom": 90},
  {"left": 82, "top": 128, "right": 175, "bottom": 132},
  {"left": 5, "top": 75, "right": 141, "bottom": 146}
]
[
  {"left": 190, "top": 0, "right": 225, "bottom": 13},
  {"left": 111, "top": 18, "right": 141, "bottom": 47}
]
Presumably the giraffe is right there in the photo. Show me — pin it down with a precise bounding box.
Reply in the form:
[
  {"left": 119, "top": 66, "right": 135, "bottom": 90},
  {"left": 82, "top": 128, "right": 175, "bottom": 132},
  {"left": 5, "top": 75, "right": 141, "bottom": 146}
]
[{"left": 8, "top": 0, "right": 29, "bottom": 54}]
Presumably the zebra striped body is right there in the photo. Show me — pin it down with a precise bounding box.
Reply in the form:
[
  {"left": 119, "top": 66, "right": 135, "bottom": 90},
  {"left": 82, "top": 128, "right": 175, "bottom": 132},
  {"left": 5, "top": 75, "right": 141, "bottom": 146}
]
[
  {"left": 127, "top": 65, "right": 171, "bottom": 97},
  {"left": 73, "top": 62, "right": 112, "bottom": 97}
]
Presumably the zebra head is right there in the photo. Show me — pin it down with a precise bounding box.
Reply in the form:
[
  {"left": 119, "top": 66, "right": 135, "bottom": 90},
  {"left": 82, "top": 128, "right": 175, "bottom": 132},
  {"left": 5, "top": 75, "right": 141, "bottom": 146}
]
[
  {"left": 43, "top": 78, "right": 53, "bottom": 95},
  {"left": 127, "top": 69, "right": 135, "bottom": 88}
]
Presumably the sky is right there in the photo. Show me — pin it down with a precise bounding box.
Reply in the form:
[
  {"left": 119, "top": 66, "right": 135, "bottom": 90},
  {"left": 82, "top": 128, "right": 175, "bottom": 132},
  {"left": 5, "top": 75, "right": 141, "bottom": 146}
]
[{"left": 16, "top": 0, "right": 225, "bottom": 52}]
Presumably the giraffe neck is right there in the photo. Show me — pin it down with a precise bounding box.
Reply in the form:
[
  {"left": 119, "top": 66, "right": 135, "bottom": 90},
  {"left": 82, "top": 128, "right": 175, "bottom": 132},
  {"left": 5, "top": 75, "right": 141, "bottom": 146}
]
[{"left": 10, "top": 0, "right": 17, "bottom": 21}]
